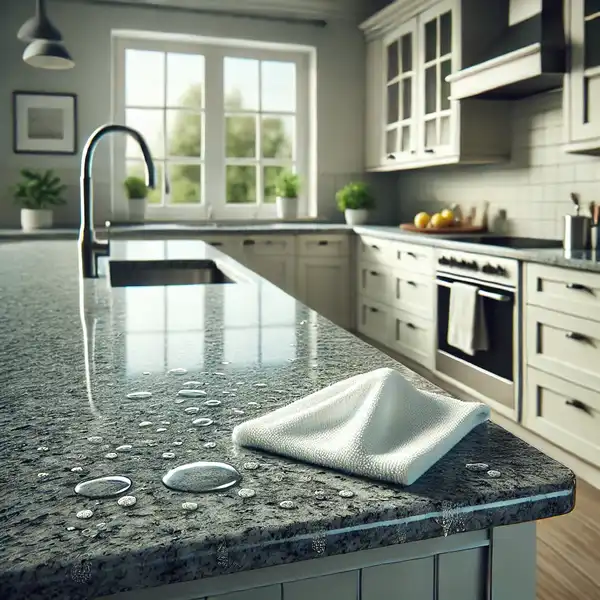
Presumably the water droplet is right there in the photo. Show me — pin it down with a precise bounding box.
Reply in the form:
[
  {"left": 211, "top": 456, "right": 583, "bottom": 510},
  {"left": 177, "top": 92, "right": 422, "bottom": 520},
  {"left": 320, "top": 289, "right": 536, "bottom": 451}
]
[
  {"left": 182, "top": 501, "right": 198, "bottom": 511},
  {"left": 37, "top": 446, "right": 49, "bottom": 451},
  {"left": 192, "top": 418, "right": 213, "bottom": 427},
  {"left": 300, "top": 320, "right": 307, "bottom": 325},
  {"left": 116, "top": 445, "right": 132, "bottom": 452},
  {"left": 214, "top": 371, "right": 225, "bottom": 376},
  {"left": 139, "top": 421, "right": 153, "bottom": 427},
  {"left": 273, "top": 473, "right": 285, "bottom": 482},
  {"left": 279, "top": 500, "right": 296, "bottom": 509},
  {"left": 222, "top": 361, "right": 231, "bottom": 365},
  {"left": 143, "top": 371, "right": 151, "bottom": 375},
  {"left": 162, "top": 461, "right": 241, "bottom": 493},
  {"left": 183, "top": 381, "right": 203, "bottom": 387},
  {"left": 298, "top": 474, "right": 312, "bottom": 483},
  {"left": 160, "top": 421, "right": 171, "bottom": 425},
  {"left": 105, "top": 453, "right": 118, "bottom": 460},
  {"left": 37, "top": 472, "right": 49, "bottom": 479},
  {"left": 247, "top": 402, "right": 260, "bottom": 407},
  {"left": 117, "top": 495, "right": 137, "bottom": 507},
  {"left": 66, "top": 526, "right": 76, "bottom": 531},
  {"left": 96, "top": 522, "right": 107, "bottom": 530},
  {"left": 236, "top": 381, "right": 244, "bottom": 386},
  {"left": 314, "top": 489, "right": 327, "bottom": 500},
  {"left": 127, "top": 391, "right": 152, "bottom": 399},
  {"left": 71, "top": 467, "right": 83, "bottom": 473},
  {"left": 205, "top": 400, "right": 221, "bottom": 407},
  {"left": 243, "top": 462, "right": 259, "bottom": 471},
  {"left": 184, "top": 407, "right": 200, "bottom": 414},
  {"left": 233, "top": 409, "right": 245, "bottom": 415},
  {"left": 203, "top": 442, "right": 216, "bottom": 449},
  {"left": 465, "top": 462, "right": 489, "bottom": 472},
  {"left": 169, "top": 368, "right": 188, "bottom": 375},
  {"left": 162, "top": 452, "right": 176, "bottom": 459},
  {"left": 338, "top": 490, "right": 354, "bottom": 498},
  {"left": 81, "top": 528, "right": 96, "bottom": 538},
  {"left": 87, "top": 436, "right": 103, "bottom": 444},
  {"left": 76, "top": 509, "right": 94, "bottom": 519},
  {"left": 75, "top": 476, "right": 132, "bottom": 499},
  {"left": 487, "top": 470, "right": 501, "bottom": 478},
  {"left": 178, "top": 389, "right": 206, "bottom": 398},
  {"left": 156, "top": 428, "right": 167, "bottom": 432},
  {"left": 222, "top": 390, "right": 230, "bottom": 395},
  {"left": 238, "top": 488, "right": 256, "bottom": 498},
  {"left": 254, "top": 383, "right": 267, "bottom": 388},
  {"left": 175, "top": 398, "right": 186, "bottom": 404},
  {"left": 173, "top": 441, "right": 183, "bottom": 446}
]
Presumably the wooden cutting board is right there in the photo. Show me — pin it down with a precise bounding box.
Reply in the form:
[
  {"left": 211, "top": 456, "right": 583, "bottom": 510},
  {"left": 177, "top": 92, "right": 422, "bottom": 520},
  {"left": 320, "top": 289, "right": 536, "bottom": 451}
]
[{"left": 399, "top": 223, "right": 487, "bottom": 235}]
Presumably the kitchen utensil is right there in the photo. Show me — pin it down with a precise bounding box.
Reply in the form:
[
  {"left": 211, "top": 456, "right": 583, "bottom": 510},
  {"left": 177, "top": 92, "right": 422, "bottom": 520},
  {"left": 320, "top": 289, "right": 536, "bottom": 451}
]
[
  {"left": 564, "top": 193, "right": 591, "bottom": 251},
  {"left": 571, "top": 192, "right": 581, "bottom": 215},
  {"left": 593, "top": 203, "right": 600, "bottom": 226}
]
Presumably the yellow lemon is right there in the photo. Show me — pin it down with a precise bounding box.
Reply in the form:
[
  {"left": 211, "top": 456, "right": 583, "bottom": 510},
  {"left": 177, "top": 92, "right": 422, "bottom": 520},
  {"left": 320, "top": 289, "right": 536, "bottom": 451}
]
[
  {"left": 413, "top": 212, "right": 430, "bottom": 229},
  {"left": 430, "top": 213, "right": 446, "bottom": 228},
  {"left": 440, "top": 209, "right": 455, "bottom": 225}
]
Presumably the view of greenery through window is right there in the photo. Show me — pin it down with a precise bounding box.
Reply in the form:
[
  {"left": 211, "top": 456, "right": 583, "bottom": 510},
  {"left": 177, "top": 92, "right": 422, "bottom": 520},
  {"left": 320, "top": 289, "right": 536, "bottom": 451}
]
[{"left": 125, "top": 50, "right": 296, "bottom": 207}]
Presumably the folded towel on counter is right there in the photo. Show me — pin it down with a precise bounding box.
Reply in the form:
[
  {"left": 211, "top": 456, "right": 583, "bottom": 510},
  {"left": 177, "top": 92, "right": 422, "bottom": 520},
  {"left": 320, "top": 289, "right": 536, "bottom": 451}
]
[
  {"left": 447, "top": 281, "right": 489, "bottom": 356},
  {"left": 232, "top": 367, "right": 490, "bottom": 486}
]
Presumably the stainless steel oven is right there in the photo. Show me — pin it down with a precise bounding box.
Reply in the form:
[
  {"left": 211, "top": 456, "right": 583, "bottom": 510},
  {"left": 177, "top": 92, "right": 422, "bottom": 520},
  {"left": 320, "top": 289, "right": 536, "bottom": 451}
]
[{"left": 435, "top": 249, "right": 520, "bottom": 414}]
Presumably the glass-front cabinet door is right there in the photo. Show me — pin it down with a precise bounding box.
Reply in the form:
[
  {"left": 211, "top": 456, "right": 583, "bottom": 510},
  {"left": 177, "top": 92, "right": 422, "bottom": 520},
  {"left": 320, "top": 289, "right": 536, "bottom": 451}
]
[
  {"left": 417, "top": 0, "right": 456, "bottom": 157},
  {"left": 383, "top": 19, "right": 417, "bottom": 163},
  {"left": 568, "top": 0, "right": 600, "bottom": 144}
]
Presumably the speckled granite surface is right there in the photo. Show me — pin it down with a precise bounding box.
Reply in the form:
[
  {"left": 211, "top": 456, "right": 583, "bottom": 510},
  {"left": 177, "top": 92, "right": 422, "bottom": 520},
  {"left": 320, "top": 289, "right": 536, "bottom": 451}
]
[{"left": 0, "top": 240, "right": 574, "bottom": 600}]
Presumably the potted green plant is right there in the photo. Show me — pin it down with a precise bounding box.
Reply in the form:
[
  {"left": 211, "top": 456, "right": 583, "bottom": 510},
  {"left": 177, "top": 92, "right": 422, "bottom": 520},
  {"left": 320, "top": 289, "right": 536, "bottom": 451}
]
[
  {"left": 336, "top": 181, "right": 375, "bottom": 226},
  {"left": 124, "top": 176, "right": 149, "bottom": 223},
  {"left": 13, "top": 168, "right": 66, "bottom": 231},
  {"left": 275, "top": 170, "right": 300, "bottom": 220}
]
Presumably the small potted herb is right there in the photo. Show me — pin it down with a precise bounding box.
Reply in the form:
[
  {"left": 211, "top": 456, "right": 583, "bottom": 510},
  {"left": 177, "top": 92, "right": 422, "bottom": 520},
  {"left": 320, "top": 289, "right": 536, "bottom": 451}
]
[
  {"left": 13, "top": 168, "right": 66, "bottom": 231},
  {"left": 124, "top": 176, "right": 149, "bottom": 223},
  {"left": 336, "top": 181, "right": 375, "bottom": 226},
  {"left": 275, "top": 170, "right": 300, "bottom": 220}
]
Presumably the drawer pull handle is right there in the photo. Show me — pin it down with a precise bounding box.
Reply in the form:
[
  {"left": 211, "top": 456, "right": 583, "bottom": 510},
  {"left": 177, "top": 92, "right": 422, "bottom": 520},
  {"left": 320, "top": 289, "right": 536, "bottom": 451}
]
[
  {"left": 566, "top": 399, "right": 592, "bottom": 415},
  {"left": 210, "top": 242, "right": 223, "bottom": 247},
  {"left": 565, "top": 331, "right": 591, "bottom": 343},
  {"left": 566, "top": 282, "right": 592, "bottom": 293},
  {"left": 371, "top": 245, "right": 380, "bottom": 251},
  {"left": 407, "top": 251, "right": 417, "bottom": 258},
  {"left": 369, "top": 307, "right": 379, "bottom": 313},
  {"left": 265, "top": 240, "right": 273, "bottom": 245},
  {"left": 406, "top": 322, "right": 417, "bottom": 330},
  {"left": 387, "top": 153, "right": 396, "bottom": 160},
  {"left": 243, "top": 239, "right": 256, "bottom": 246},
  {"left": 407, "top": 280, "right": 417, "bottom": 287},
  {"left": 370, "top": 271, "right": 379, "bottom": 276},
  {"left": 318, "top": 240, "right": 329, "bottom": 246}
]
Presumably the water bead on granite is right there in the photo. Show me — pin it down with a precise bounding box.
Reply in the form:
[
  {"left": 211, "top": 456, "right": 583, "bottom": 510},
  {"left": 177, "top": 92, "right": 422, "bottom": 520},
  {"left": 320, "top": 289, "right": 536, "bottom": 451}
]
[
  {"left": 213, "top": 372, "right": 225, "bottom": 376},
  {"left": 173, "top": 441, "right": 183, "bottom": 446},
  {"left": 116, "top": 445, "right": 132, "bottom": 452},
  {"left": 81, "top": 529, "right": 96, "bottom": 538},
  {"left": 37, "top": 472, "right": 49, "bottom": 479},
  {"left": 37, "top": 446, "right": 49, "bottom": 451},
  {"left": 71, "top": 467, "right": 83, "bottom": 472},
  {"left": 162, "top": 461, "right": 241, "bottom": 493},
  {"left": 66, "top": 526, "right": 76, "bottom": 531},
  {"left": 192, "top": 418, "right": 213, "bottom": 427},
  {"left": 126, "top": 391, "right": 152, "bottom": 399},
  {"left": 247, "top": 402, "right": 260, "bottom": 407},
  {"left": 76, "top": 509, "right": 94, "bottom": 519},
  {"left": 487, "top": 470, "right": 502, "bottom": 478},
  {"left": 105, "top": 453, "right": 118, "bottom": 459},
  {"left": 168, "top": 368, "right": 188, "bottom": 375},
  {"left": 139, "top": 421, "right": 153, "bottom": 427},
  {"left": 183, "top": 381, "right": 203, "bottom": 387},
  {"left": 254, "top": 383, "right": 267, "bottom": 388},
  {"left": 298, "top": 474, "right": 312, "bottom": 483},
  {"left": 238, "top": 488, "right": 256, "bottom": 498},
  {"left": 233, "top": 409, "right": 245, "bottom": 415},
  {"left": 177, "top": 389, "right": 206, "bottom": 398},
  {"left": 184, "top": 407, "right": 200, "bottom": 414},
  {"left": 96, "top": 522, "right": 107, "bottom": 530},
  {"left": 279, "top": 500, "right": 296, "bottom": 509},
  {"left": 175, "top": 399, "right": 186, "bottom": 404},
  {"left": 203, "top": 442, "right": 216, "bottom": 449},
  {"left": 465, "top": 463, "right": 489, "bottom": 472},
  {"left": 314, "top": 490, "right": 327, "bottom": 500},
  {"left": 156, "top": 428, "right": 167, "bottom": 432},
  {"left": 162, "top": 452, "right": 176, "bottom": 459},
  {"left": 205, "top": 400, "right": 221, "bottom": 407},
  {"left": 142, "top": 371, "right": 151, "bottom": 375},
  {"left": 338, "top": 490, "right": 355, "bottom": 498},
  {"left": 75, "top": 476, "right": 132, "bottom": 499},
  {"left": 87, "top": 436, "right": 103, "bottom": 443},
  {"left": 117, "top": 495, "right": 137, "bottom": 507},
  {"left": 181, "top": 502, "right": 198, "bottom": 511},
  {"left": 243, "top": 462, "right": 259, "bottom": 471}
]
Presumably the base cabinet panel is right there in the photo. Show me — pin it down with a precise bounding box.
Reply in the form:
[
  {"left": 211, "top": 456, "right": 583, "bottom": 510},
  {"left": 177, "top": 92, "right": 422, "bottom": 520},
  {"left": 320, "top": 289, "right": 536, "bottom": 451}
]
[
  {"left": 438, "top": 548, "right": 487, "bottom": 600},
  {"left": 362, "top": 558, "right": 434, "bottom": 600},
  {"left": 207, "top": 586, "right": 281, "bottom": 600},
  {"left": 283, "top": 571, "right": 358, "bottom": 600}
]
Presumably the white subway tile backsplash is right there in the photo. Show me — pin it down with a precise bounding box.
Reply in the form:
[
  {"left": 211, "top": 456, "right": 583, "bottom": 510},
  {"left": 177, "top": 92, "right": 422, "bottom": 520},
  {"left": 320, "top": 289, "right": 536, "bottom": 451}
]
[{"left": 396, "top": 91, "right": 600, "bottom": 238}]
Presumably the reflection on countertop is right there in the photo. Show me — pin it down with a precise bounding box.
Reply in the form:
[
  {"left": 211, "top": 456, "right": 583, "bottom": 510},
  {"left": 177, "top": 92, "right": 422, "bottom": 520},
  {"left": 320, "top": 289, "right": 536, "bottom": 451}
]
[{"left": 0, "top": 240, "right": 574, "bottom": 600}]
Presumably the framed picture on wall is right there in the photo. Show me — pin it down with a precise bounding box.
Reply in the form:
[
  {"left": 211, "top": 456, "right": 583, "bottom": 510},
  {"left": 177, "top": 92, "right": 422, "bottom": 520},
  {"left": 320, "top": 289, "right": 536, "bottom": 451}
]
[{"left": 12, "top": 91, "right": 78, "bottom": 155}]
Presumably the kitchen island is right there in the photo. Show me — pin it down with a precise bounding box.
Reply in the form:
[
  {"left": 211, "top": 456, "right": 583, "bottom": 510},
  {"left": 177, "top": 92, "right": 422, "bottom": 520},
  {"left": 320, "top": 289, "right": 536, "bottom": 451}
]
[{"left": 0, "top": 239, "right": 574, "bottom": 600}]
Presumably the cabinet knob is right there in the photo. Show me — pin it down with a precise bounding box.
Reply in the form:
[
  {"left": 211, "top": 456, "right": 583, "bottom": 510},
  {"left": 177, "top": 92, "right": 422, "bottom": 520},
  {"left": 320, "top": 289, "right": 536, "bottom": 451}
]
[
  {"left": 566, "top": 399, "right": 592, "bottom": 415},
  {"left": 387, "top": 153, "right": 396, "bottom": 160},
  {"left": 318, "top": 240, "right": 329, "bottom": 246},
  {"left": 243, "top": 239, "right": 256, "bottom": 246},
  {"left": 371, "top": 245, "right": 380, "bottom": 251}
]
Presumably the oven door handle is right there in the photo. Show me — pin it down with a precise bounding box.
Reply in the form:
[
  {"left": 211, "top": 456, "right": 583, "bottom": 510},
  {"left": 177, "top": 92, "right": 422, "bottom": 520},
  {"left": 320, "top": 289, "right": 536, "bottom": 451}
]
[{"left": 435, "top": 279, "right": 512, "bottom": 302}]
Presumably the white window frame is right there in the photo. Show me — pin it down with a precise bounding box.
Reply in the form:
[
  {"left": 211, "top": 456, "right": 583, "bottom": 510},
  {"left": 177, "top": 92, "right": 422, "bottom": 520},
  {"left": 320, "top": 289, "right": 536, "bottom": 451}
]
[{"left": 112, "top": 35, "right": 311, "bottom": 222}]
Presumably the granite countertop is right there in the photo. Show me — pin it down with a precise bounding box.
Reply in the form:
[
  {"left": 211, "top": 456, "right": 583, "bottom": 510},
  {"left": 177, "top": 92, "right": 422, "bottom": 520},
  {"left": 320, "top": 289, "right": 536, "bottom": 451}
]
[{"left": 0, "top": 240, "right": 574, "bottom": 600}]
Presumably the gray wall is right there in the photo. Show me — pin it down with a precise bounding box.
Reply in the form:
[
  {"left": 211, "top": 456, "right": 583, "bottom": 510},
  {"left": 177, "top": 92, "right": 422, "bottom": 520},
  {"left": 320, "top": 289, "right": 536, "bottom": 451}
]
[{"left": 0, "top": 0, "right": 372, "bottom": 227}]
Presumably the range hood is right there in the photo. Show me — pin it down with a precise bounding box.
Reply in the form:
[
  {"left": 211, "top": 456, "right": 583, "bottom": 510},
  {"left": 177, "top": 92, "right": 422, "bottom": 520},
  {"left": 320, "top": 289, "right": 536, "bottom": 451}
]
[{"left": 447, "top": 0, "right": 565, "bottom": 100}]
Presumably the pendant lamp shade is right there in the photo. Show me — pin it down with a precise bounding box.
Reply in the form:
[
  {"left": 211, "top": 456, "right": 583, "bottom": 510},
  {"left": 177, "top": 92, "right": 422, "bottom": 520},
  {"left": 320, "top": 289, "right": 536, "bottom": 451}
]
[
  {"left": 23, "top": 40, "right": 74, "bottom": 70},
  {"left": 17, "top": 0, "right": 63, "bottom": 43}
]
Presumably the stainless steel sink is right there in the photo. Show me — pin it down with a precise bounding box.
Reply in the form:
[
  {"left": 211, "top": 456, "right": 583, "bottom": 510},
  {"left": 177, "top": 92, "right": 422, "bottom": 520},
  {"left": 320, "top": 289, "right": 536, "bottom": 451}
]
[{"left": 108, "top": 259, "right": 236, "bottom": 287}]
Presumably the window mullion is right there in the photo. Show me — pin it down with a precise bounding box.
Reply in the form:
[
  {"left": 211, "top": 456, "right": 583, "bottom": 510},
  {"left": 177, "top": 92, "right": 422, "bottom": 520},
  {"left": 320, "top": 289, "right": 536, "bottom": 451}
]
[{"left": 162, "top": 51, "right": 168, "bottom": 207}]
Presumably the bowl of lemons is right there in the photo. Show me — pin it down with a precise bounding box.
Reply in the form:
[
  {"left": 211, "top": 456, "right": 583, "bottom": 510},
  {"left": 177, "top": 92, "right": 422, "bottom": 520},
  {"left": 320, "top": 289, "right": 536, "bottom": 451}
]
[{"left": 400, "top": 207, "right": 484, "bottom": 234}]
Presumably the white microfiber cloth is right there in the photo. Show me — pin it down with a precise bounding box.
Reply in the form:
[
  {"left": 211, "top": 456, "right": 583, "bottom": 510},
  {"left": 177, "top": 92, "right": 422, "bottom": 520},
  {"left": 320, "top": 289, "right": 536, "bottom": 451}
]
[
  {"left": 447, "top": 282, "right": 489, "bottom": 356},
  {"left": 232, "top": 367, "right": 490, "bottom": 486}
]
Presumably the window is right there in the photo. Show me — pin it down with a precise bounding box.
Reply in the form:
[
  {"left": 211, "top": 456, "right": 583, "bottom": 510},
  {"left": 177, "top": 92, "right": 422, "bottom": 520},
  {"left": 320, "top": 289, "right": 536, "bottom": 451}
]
[{"left": 113, "top": 36, "right": 310, "bottom": 220}]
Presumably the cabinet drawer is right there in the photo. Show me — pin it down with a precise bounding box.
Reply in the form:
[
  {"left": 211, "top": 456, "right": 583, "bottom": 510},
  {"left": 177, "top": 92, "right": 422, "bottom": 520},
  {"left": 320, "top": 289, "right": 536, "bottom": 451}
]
[
  {"left": 395, "top": 243, "right": 434, "bottom": 274},
  {"left": 390, "top": 270, "right": 434, "bottom": 318},
  {"left": 358, "top": 262, "right": 392, "bottom": 302},
  {"left": 526, "top": 305, "right": 600, "bottom": 391},
  {"left": 297, "top": 234, "right": 349, "bottom": 257},
  {"left": 240, "top": 235, "right": 295, "bottom": 256},
  {"left": 389, "top": 309, "right": 434, "bottom": 368},
  {"left": 357, "top": 235, "right": 395, "bottom": 265},
  {"left": 525, "top": 263, "right": 600, "bottom": 321},
  {"left": 524, "top": 367, "right": 600, "bottom": 467},
  {"left": 357, "top": 297, "right": 391, "bottom": 345}
]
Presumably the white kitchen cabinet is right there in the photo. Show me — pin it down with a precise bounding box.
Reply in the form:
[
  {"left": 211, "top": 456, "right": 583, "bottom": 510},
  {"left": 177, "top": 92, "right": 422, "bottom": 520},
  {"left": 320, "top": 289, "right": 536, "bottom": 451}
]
[
  {"left": 564, "top": 0, "right": 600, "bottom": 154},
  {"left": 358, "top": 262, "right": 392, "bottom": 302},
  {"left": 357, "top": 297, "right": 392, "bottom": 345},
  {"left": 200, "top": 235, "right": 243, "bottom": 261},
  {"left": 361, "top": 0, "right": 510, "bottom": 171},
  {"left": 389, "top": 308, "right": 434, "bottom": 368}
]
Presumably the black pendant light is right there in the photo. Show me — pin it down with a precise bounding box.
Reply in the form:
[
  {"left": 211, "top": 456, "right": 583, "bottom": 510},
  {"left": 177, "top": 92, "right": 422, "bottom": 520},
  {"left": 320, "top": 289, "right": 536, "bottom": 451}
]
[{"left": 18, "top": 0, "right": 74, "bottom": 70}]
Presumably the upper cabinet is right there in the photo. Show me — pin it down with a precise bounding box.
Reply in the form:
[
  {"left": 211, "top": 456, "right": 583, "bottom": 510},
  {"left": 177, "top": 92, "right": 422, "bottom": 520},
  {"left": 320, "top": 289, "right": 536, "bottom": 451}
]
[
  {"left": 564, "top": 0, "right": 600, "bottom": 154},
  {"left": 362, "top": 0, "right": 512, "bottom": 171}
]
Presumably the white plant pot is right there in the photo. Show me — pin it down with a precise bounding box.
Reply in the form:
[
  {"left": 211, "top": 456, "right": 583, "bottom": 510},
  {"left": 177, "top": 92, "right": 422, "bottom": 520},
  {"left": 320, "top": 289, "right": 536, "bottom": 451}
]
[
  {"left": 344, "top": 208, "right": 369, "bottom": 226},
  {"left": 276, "top": 196, "right": 298, "bottom": 220},
  {"left": 20, "top": 208, "right": 53, "bottom": 231},
  {"left": 128, "top": 198, "right": 147, "bottom": 223}
]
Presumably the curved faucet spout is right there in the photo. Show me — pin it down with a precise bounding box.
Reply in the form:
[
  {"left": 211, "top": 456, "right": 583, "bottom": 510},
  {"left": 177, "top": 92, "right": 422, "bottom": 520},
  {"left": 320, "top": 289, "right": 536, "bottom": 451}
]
[{"left": 79, "top": 123, "right": 156, "bottom": 278}]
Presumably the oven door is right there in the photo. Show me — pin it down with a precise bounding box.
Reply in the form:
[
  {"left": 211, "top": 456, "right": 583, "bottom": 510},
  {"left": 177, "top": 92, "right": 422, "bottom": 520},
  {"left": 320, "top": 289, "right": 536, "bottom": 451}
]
[{"left": 435, "top": 273, "right": 516, "bottom": 410}]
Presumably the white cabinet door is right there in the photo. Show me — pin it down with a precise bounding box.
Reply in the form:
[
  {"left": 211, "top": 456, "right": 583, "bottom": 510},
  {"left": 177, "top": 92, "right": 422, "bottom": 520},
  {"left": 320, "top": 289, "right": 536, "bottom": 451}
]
[
  {"left": 201, "top": 235, "right": 243, "bottom": 261},
  {"left": 362, "top": 557, "right": 434, "bottom": 600},
  {"left": 246, "top": 254, "right": 296, "bottom": 295},
  {"left": 366, "top": 36, "right": 385, "bottom": 169},
  {"left": 207, "top": 585, "right": 281, "bottom": 600},
  {"left": 297, "top": 257, "right": 350, "bottom": 328},
  {"left": 357, "top": 297, "right": 392, "bottom": 345},
  {"left": 417, "top": 0, "right": 457, "bottom": 158},
  {"left": 283, "top": 571, "right": 358, "bottom": 600}
]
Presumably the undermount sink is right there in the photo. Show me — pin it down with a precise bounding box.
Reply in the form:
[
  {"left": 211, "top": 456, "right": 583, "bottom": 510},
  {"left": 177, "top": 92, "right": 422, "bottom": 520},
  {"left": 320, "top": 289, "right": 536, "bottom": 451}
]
[{"left": 108, "top": 259, "right": 236, "bottom": 287}]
